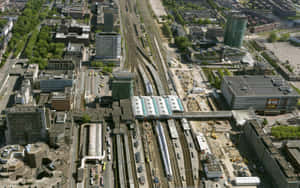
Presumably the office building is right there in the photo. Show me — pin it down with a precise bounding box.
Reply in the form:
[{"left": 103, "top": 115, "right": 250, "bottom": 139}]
[
  {"left": 111, "top": 71, "right": 134, "bottom": 100},
  {"left": 96, "top": 32, "right": 121, "bottom": 59},
  {"left": 39, "top": 71, "right": 74, "bottom": 92},
  {"left": 221, "top": 76, "right": 300, "bottom": 113},
  {"left": 51, "top": 88, "right": 73, "bottom": 111},
  {"left": 244, "top": 120, "right": 300, "bottom": 188},
  {"left": 5, "top": 106, "right": 48, "bottom": 145},
  {"left": 224, "top": 12, "right": 247, "bottom": 48},
  {"left": 24, "top": 143, "right": 49, "bottom": 168}
]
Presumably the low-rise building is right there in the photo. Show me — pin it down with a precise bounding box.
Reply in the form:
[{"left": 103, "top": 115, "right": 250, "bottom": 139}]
[
  {"left": 0, "top": 143, "right": 65, "bottom": 187},
  {"left": 64, "top": 42, "right": 84, "bottom": 59},
  {"left": 55, "top": 32, "right": 89, "bottom": 46},
  {"left": 221, "top": 76, "right": 300, "bottom": 113},
  {"left": 47, "top": 59, "right": 76, "bottom": 70},
  {"left": 244, "top": 120, "right": 300, "bottom": 188},
  {"left": 203, "top": 154, "right": 223, "bottom": 179},
  {"left": 61, "top": 3, "right": 90, "bottom": 19},
  {"left": 189, "top": 45, "right": 246, "bottom": 63}
]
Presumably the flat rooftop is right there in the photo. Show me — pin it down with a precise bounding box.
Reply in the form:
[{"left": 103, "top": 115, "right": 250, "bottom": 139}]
[
  {"left": 6, "top": 106, "right": 43, "bottom": 113},
  {"left": 113, "top": 71, "right": 135, "bottom": 80},
  {"left": 96, "top": 32, "right": 120, "bottom": 36},
  {"left": 223, "top": 76, "right": 300, "bottom": 97},
  {"left": 39, "top": 70, "right": 74, "bottom": 79},
  {"left": 285, "top": 140, "right": 300, "bottom": 168}
]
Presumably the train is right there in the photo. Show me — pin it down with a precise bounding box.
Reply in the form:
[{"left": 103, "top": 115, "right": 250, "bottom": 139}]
[
  {"left": 155, "top": 121, "right": 173, "bottom": 180},
  {"left": 145, "top": 82, "right": 154, "bottom": 96},
  {"left": 137, "top": 64, "right": 154, "bottom": 96}
]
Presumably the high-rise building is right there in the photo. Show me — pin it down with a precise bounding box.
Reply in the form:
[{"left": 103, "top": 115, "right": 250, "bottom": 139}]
[
  {"left": 104, "top": 10, "right": 114, "bottom": 32},
  {"left": 224, "top": 12, "right": 247, "bottom": 48},
  {"left": 5, "top": 106, "right": 48, "bottom": 144},
  {"left": 111, "top": 72, "right": 135, "bottom": 100},
  {"left": 96, "top": 32, "right": 121, "bottom": 59},
  {"left": 103, "top": 6, "right": 118, "bottom": 32}
]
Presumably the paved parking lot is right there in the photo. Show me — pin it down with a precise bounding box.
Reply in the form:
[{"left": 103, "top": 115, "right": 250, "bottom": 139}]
[{"left": 265, "top": 42, "right": 300, "bottom": 74}]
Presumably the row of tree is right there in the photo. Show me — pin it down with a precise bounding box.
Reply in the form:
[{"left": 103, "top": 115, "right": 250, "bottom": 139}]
[
  {"left": 204, "top": 68, "right": 232, "bottom": 89},
  {"left": 271, "top": 126, "right": 300, "bottom": 139},
  {"left": 8, "top": 0, "right": 45, "bottom": 55},
  {"left": 268, "top": 32, "right": 290, "bottom": 43},
  {"left": 91, "top": 61, "right": 114, "bottom": 73}
]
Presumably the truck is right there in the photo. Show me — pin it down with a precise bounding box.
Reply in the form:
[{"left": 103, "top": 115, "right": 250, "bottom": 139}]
[
  {"left": 135, "top": 152, "right": 141, "bottom": 163},
  {"left": 139, "top": 176, "right": 145, "bottom": 185},
  {"left": 100, "top": 176, "right": 104, "bottom": 186},
  {"left": 234, "top": 177, "right": 260, "bottom": 186}
]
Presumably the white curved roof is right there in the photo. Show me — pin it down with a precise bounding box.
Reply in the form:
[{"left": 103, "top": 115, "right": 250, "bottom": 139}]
[
  {"left": 132, "top": 96, "right": 144, "bottom": 117},
  {"left": 154, "top": 96, "right": 169, "bottom": 116},
  {"left": 89, "top": 124, "right": 97, "bottom": 156},
  {"left": 142, "top": 96, "right": 156, "bottom": 116},
  {"left": 167, "top": 95, "right": 182, "bottom": 112}
]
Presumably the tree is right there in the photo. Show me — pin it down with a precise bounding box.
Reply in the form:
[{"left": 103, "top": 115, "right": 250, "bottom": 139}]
[
  {"left": 268, "top": 32, "right": 278, "bottom": 43},
  {"left": 103, "top": 66, "right": 112, "bottom": 73},
  {"left": 167, "top": 14, "right": 174, "bottom": 21},
  {"left": 39, "top": 47, "right": 48, "bottom": 58},
  {"left": 161, "top": 23, "right": 172, "bottom": 38},
  {"left": 173, "top": 9, "right": 185, "bottom": 25},
  {"left": 175, "top": 36, "right": 191, "bottom": 52},
  {"left": 91, "top": 61, "right": 104, "bottom": 67},
  {"left": 279, "top": 33, "right": 290, "bottom": 42},
  {"left": 107, "top": 62, "right": 115, "bottom": 67},
  {"left": 262, "top": 118, "right": 268, "bottom": 126},
  {"left": 82, "top": 114, "right": 91, "bottom": 123}
]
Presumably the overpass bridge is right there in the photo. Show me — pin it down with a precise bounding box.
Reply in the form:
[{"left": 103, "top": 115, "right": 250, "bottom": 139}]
[
  {"left": 135, "top": 111, "right": 233, "bottom": 120},
  {"left": 173, "top": 111, "right": 233, "bottom": 119}
]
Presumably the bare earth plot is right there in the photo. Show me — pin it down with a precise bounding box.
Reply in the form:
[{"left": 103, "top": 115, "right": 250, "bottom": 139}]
[{"left": 148, "top": 0, "right": 167, "bottom": 21}]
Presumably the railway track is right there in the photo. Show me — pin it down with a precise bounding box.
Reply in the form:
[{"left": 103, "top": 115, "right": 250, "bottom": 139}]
[
  {"left": 160, "top": 121, "right": 182, "bottom": 187},
  {"left": 139, "top": 122, "right": 154, "bottom": 187},
  {"left": 150, "top": 121, "right": 170, "bottom": 187},
  {"left": 175, "top": 120, "right": 195, "bottom": 187},
  {"left": 137, "top": 0, "right": 170, "bottom": 94},
  {"left": 127, "top": 130, "right": 139, "bottom": 187}
]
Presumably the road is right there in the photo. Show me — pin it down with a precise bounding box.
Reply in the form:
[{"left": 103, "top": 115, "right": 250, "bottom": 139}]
[
  {"left": 69, "top": 120, "right": 79, "bottom": 188},
  {"left": 103, "top": 123, "right": 114, "bottom": 188},
  {"left": 0, "top": 76, "right": 18, "bottom": 112}
]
